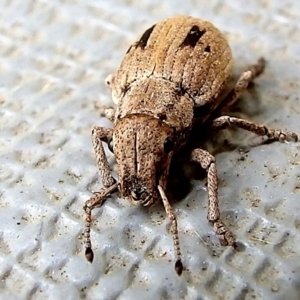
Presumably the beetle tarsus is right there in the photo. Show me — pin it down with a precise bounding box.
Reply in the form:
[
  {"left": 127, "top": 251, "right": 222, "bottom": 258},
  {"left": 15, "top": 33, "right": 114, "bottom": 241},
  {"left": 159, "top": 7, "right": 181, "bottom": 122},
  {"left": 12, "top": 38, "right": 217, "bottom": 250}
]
[
  {"left": 175, "top": 259, "right": 183, "bottom": 276},
  {"left": 85, "top": 247, "right": 94, "bottom": 263}
]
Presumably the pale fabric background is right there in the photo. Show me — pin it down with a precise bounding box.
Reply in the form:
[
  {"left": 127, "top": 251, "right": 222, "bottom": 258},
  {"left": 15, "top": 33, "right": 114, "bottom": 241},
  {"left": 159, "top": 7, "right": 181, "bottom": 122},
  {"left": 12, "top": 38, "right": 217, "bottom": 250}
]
[{"left": 0, "top": 1, "right": 300, "bottom": 299}]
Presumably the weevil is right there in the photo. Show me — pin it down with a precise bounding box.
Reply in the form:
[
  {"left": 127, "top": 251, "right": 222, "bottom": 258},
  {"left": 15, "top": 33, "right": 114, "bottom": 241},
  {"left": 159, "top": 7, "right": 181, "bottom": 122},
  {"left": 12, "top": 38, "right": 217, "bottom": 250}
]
[{"left": 83, "top": 15, "right": 298, "bottom": 276}]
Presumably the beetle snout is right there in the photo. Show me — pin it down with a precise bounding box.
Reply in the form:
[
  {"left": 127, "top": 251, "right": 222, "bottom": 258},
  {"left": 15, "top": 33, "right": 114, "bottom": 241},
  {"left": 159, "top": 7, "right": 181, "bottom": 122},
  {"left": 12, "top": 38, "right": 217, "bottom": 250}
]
[{"left": 130, "top": 185, "right": 149, "bottom": 202}]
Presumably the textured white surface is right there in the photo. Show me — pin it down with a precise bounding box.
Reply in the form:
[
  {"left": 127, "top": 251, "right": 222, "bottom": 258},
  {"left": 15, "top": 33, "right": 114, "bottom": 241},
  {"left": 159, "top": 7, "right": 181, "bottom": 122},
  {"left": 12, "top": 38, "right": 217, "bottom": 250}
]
[{"left": 0, "top": 1, "right": 300, "bottom": 299}]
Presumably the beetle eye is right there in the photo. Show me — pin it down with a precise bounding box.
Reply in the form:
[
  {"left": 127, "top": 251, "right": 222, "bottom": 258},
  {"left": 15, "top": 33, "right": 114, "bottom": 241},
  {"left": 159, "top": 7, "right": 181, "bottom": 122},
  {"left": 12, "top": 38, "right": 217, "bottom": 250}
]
[
  {"left": 108, "top": 138, "right": 114, "bottom": 153},
  {"left": 163, "top": 137, "right": 174, "bottom": 154}
]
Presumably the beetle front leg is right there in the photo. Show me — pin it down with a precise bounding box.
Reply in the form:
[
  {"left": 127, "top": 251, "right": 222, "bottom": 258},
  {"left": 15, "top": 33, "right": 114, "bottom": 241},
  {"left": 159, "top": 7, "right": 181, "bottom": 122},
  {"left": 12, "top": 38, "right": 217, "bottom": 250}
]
[
  {"left": 210, "top": 116, "right": 298, "bottom": 142},
  {"left": 85, "top": 126, "right": 118, "bottom": 262},
  {"left": 84, "top": 183, "right": 118, "bottom": 262},
  {"left": 190, "top": 149, "right": 236, "bottom": 247},
  {"left": 158, "top": 185, "right": 183, "bottom": 276},
  {"left": 92, "top": 126, "right": 116, "bottom": 188}
]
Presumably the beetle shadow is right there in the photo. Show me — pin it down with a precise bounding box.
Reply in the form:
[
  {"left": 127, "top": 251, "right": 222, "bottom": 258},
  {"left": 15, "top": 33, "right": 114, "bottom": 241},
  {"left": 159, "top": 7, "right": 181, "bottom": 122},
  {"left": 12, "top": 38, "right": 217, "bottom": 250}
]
[
  {"left": 166, "top": 151, "right": 207, "bottom": 204},
  {"left": 166, "top": 82, "right": 269, "bottom": 204}
]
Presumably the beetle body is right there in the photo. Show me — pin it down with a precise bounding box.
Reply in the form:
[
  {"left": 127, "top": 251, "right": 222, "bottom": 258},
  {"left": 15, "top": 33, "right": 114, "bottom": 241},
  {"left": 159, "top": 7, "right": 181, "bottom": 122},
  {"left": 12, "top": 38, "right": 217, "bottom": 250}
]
[
  {"left": 84, "top": 15, "right": 297, "bottom": 275},
  {"left": 109, "top": 16, "right": 232, "bottom": 206}
]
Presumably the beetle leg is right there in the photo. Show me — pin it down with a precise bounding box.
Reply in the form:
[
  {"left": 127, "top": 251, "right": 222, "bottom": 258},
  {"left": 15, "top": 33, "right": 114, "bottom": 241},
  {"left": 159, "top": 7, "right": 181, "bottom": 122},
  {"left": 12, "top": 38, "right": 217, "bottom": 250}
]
[
  {"left": 92, "top": 126, "right": 116, "bottom": 188},
  {"left": 210, "top": 116, "right": 298, "bottom": 142},
  {"left": 95, "top": 75, "right": 116, "bottom": 121},
  {"left": 103, "top": 107, "right": 115, "bottom": 122},
  {"left": 222, "top": 57, "right": 266, "bottom": 109},
  {"left": 84, "top": 183, "right": 118, "bottom": 262},
  {"left": 97, "top": 106, "right": 116, "bottom": 122},
  {"left": 190, "top": 149, "right": 236, "bottom": 247},
  {"left": 158, "top": 185, "right": 183, "bottom": 276}
]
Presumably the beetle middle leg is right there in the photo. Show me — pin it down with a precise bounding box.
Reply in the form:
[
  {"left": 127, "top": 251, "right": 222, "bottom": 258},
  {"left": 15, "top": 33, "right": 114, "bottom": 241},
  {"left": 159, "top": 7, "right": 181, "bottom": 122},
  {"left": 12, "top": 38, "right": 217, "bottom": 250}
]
[{"left": 190, "top": 149, "right": 236, "bottom": 247}]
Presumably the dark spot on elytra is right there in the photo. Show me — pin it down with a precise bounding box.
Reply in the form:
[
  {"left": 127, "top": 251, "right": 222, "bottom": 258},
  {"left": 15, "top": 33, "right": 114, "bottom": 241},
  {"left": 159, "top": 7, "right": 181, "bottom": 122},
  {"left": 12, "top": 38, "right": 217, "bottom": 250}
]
[
  {"left": 204, "top": 45, "right": 211, "bottom": 52},
  {"left": 166, "top": 103, "right": 174, "bottom": 110},
  {"left": 121, "top": 84, "right": 130, "bottom": 95},
  {"left": 181, "top": 25, "right": 206, "bottom": 48},
  {"left": 158, "top": 113, "right": 167, "bottom": 121},
  {"left": 126, "top": 45, "right": 132, "bottom": 54},
  {"left": 136, "top": 24, "right": 156, "bottom": 49}
]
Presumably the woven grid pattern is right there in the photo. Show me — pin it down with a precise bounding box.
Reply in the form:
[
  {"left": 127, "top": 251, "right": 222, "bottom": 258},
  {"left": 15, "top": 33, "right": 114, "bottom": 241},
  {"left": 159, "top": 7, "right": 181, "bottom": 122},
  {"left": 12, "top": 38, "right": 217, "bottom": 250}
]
[{"left": 0, "top": 1, "right": 300, "bottom": 299}]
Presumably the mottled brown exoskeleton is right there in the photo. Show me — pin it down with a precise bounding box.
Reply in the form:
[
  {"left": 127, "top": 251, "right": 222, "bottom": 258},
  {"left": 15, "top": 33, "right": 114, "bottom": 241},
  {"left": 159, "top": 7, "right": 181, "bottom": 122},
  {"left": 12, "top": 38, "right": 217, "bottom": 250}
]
[{"left": 84, "top": 15, "right": 298, "bottom": 275}]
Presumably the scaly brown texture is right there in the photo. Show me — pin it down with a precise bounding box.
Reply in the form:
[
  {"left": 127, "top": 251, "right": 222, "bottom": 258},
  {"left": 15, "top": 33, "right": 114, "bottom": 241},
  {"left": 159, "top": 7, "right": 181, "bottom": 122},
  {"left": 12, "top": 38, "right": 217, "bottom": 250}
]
[{"left": 84, "top": 15, "right": 298, "bottom": 276}]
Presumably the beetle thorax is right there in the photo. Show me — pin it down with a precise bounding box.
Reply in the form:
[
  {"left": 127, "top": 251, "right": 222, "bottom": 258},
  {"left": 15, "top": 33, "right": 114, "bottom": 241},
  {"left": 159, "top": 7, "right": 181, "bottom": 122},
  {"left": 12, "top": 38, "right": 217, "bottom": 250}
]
[{"left": 116, "top": 78, "right": 194, "bottom": 134}]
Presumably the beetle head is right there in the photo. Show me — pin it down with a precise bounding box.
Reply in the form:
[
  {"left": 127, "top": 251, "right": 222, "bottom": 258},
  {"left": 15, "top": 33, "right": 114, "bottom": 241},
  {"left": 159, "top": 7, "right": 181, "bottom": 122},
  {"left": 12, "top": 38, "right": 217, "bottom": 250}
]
[{"left": 110, "top": 114, "right": 175, "bottom": 206}]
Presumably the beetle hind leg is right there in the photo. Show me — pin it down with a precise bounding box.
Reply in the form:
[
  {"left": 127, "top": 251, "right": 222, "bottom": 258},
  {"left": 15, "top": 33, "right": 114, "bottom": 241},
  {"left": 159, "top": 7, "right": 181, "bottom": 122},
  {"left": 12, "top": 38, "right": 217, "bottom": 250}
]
[{"left": 222, "top": 57, "right": 266, "bottom": 109}]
